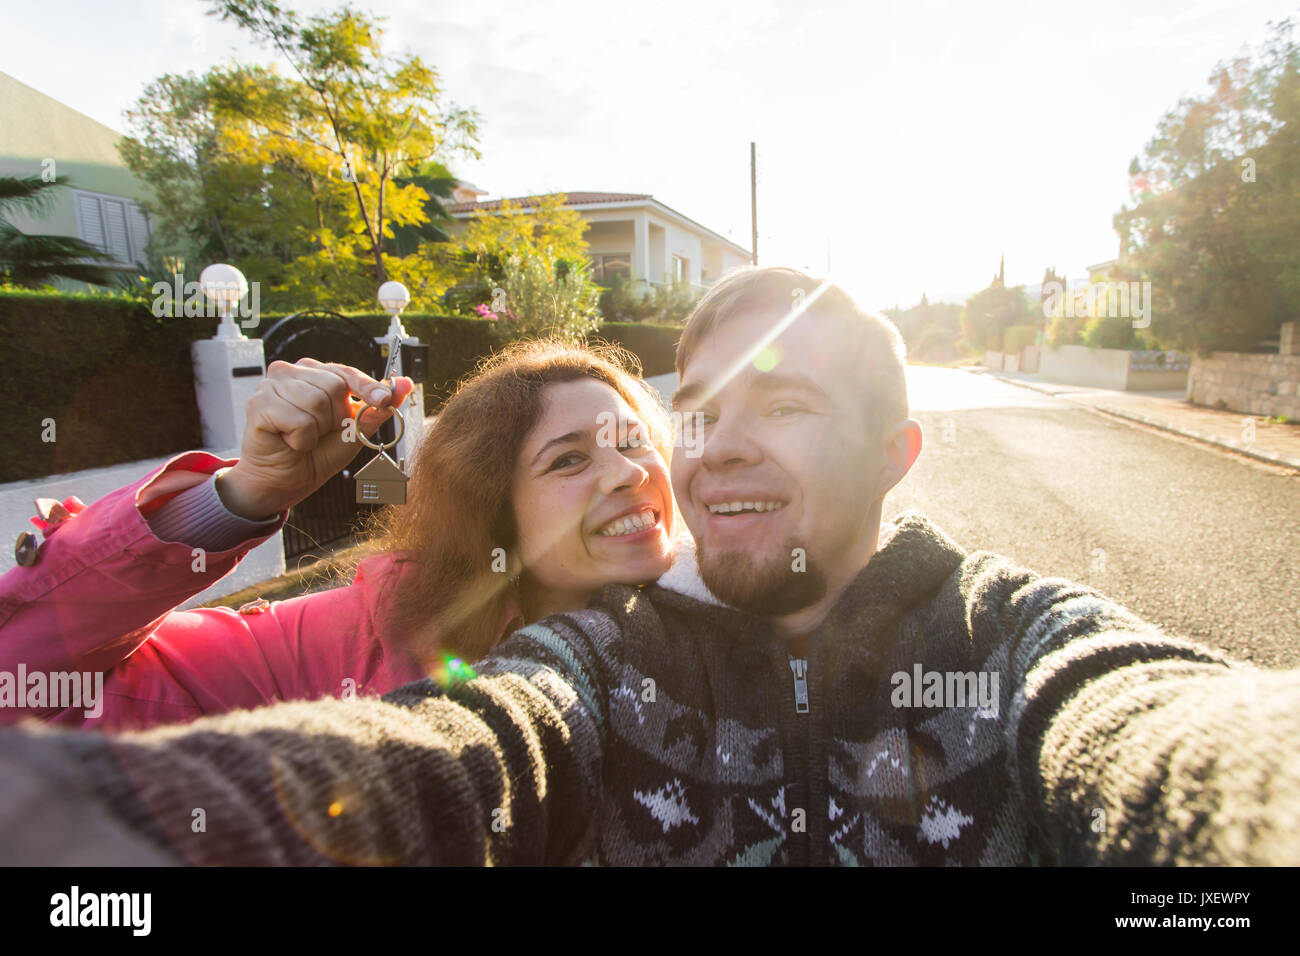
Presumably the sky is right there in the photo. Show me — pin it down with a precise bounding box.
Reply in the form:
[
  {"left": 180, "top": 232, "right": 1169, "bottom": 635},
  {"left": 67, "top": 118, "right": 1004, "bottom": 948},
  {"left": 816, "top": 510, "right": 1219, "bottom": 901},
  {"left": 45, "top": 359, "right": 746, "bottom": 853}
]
[{"left": 4, "top": 0, "right": 1297, "bottom": 310}]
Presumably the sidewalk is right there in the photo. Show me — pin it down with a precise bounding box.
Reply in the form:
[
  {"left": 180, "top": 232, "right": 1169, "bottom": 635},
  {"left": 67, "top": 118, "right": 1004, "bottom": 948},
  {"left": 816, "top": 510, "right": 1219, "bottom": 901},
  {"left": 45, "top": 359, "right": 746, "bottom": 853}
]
[{"left": 973, "top": 368, "right": 1300, "bottom": 471}]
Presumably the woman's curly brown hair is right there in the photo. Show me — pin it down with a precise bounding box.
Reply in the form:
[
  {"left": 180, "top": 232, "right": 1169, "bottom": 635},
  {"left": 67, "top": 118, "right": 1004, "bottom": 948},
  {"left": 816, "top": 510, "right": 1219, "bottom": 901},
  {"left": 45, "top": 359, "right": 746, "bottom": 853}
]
[{"left": 368, "top": 338, "right": 673, "bottom": 663}]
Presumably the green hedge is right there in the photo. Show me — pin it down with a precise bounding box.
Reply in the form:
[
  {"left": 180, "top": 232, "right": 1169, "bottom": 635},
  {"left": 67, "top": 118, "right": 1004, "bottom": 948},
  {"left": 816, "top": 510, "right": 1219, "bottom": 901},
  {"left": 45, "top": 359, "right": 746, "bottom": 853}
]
[
  {"left": 1003, "top": 324, "right": 1041, "bottom": 355},
  {"left": 321, "top": 316, "right": 681, "bottom": 406},
  {"left": 2, "top": 290, "right": 208, "bottom": 484},
  {"left": 595, "top": 322, "right": 681, "bottom": 377},
  {"left": 296, "top": 312, "right": 505, "bottom": 411},
  {"left": 1, "top": 290, "right": 683, "bottom": 483}
]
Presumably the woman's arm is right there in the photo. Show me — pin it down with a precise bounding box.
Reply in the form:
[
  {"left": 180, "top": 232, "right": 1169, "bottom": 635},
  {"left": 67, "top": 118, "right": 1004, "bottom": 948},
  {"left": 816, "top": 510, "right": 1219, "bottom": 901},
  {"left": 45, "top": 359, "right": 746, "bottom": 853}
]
[
  {"left": 0, "top": 452, "right": 291, "bottom": 727},
  {"left": 0, "top": 452, "right": 285, "bottom": 680},
  {"left": 69, "top": 549, "right": 433, "bottom": 732},
  {"left": 1, "top": 456, "right": 436, "bottom": 731},
  {"left": 0, "top": 362, "right": 416, "bottom": 730}
]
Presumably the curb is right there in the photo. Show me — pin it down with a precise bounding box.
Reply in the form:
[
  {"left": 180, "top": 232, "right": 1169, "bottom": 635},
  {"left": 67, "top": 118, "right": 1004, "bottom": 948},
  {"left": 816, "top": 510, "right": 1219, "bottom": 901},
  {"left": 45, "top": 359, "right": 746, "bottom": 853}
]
[
  {"left": 1085, "top": 404, "right": 1300, "bottom": 472},
  {"left": 961, "top": 366, "right": 1076, "bottom": 398},
  {"left": 973, "top": 369, "right": 1300, "bottom": 472}
]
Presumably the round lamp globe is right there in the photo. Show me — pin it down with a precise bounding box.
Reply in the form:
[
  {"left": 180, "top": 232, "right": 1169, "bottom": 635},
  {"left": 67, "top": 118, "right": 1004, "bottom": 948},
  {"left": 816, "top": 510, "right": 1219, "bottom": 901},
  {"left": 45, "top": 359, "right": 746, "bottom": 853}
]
[
  {"left": 199, "top": 263, "right": 248, "bottom": 305},
  {"left": 378, "top": 280, "right": 411, "bottom": 315}
]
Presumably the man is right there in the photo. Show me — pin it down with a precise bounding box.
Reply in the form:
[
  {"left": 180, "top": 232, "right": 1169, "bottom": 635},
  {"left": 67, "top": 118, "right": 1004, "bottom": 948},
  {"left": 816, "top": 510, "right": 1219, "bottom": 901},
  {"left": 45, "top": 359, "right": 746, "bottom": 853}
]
[{"left": 2, "top": 267, "right": 1297, "bottom": 865}]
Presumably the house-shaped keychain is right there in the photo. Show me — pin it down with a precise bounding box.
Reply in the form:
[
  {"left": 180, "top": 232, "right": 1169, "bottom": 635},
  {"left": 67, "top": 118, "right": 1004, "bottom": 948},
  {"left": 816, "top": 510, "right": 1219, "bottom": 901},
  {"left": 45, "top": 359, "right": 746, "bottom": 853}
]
[
  {"left": 354, "top": 452, "right": 407, "bottom": 505},
  {"left": 349, "top": 362, "right": 410, "bottom": 506}
]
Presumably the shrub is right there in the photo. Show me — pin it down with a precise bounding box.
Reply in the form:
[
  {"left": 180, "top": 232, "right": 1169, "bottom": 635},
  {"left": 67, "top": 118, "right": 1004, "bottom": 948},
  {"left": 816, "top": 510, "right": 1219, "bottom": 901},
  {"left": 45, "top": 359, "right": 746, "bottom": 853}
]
[
  {"left": 0, "top": 289, "right": 684, "bottom": 482},
  {"left": 0, "top": 287, "right": 206, "bottom": 483},
  {"left": 598, "top": 274, "right": 696, "bottom": 324},
  {"left": 494, "top": 248, "right": 601, "bottom": 343},
  {"left": 1081, "top": 313, "right": 1147, "bottom": 350},
  {"left": 593, "top": 323, "right": 680, "bottom": 377},
  {"left": 1002, "top": 324, "right": 1040, "bottom": 355}
]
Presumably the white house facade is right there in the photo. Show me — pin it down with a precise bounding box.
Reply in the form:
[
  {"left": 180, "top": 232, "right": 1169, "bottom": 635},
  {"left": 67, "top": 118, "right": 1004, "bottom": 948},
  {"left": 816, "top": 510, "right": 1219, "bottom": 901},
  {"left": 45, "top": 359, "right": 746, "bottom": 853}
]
[{"left": 446, "top": 190, "right": 754, "bottom": 294}]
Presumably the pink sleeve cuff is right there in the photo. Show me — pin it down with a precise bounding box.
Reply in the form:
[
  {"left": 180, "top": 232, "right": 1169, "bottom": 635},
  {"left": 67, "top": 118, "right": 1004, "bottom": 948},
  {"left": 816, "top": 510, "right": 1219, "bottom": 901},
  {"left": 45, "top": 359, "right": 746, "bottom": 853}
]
[{"left": 135, "top": 451, "right": 239, "bottom": 516}]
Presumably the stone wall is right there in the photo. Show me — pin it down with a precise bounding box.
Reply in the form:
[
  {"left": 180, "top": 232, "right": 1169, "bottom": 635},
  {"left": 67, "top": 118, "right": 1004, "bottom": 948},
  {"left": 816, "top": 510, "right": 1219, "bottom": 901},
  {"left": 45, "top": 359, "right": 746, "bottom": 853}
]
[
  {"left": 1188, "top": 352, "right": 1300, "bottom": 419},
  {"left": 1038, "top": 345, "right": 1190, "bottom": 391},
  {"left": 1127, "top": 368, "right": 1192, "bottom": 391}
]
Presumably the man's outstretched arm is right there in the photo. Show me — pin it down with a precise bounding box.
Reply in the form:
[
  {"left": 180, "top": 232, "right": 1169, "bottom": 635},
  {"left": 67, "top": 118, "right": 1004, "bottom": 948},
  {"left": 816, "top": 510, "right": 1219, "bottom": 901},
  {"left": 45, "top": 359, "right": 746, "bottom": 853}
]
[
  {"left": 0, "top": 613, "right": 617, "bottom": 866},
  {"left": 966, "top": 555, "right": 1300, "bottom": 865},
  {"left": 1018, "top": 631, "right": 1300, "bottom": 865}
]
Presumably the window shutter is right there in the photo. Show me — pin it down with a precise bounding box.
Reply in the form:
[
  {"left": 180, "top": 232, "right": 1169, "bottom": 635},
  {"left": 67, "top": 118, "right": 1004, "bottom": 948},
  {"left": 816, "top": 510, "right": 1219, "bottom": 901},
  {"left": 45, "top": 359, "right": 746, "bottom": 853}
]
[
  {"left": 102, "top": 199, "right": 130, "bottom": 264},
  {"left": 76, "top": 194, "right": 105, "bottom": 252},
  {"left": 127, "top": 203, "right": 151, "bottom": 268}
]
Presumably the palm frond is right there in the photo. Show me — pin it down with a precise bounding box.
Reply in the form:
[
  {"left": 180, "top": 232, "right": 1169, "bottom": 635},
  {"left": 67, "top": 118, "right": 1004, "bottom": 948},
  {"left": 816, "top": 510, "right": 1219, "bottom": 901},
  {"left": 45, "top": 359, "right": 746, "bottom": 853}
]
[
  {"left": 0, "top": 222, "right": 119, "bottom": 287},
  {"left": 0, "top": 175, "right": 70, "bottom": 220},
  {"left": 2, "top": 261, "right": 121, "bottom": 287}
]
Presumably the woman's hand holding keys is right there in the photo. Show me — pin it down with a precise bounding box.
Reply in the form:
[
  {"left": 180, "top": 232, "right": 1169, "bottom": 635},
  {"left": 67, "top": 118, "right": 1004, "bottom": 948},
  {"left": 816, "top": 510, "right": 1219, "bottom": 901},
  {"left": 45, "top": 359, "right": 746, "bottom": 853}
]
[{"left": 216, "top": 358, "right": 414, "bottom": 520}]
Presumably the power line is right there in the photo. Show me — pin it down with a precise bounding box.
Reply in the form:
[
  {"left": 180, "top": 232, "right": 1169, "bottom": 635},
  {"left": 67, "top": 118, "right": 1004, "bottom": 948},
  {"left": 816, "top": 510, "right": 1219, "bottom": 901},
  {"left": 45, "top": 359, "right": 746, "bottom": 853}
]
[{"left": 750, "top": 141, "right": 758, "bottom": 266}]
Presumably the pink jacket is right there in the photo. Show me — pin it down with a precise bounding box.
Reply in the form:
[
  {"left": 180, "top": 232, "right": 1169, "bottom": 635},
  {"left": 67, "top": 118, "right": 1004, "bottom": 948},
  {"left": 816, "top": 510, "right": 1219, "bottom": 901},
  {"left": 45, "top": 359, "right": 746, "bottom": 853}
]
[{"left": 0, "top": 452, "right": 524, "bottom": 731}]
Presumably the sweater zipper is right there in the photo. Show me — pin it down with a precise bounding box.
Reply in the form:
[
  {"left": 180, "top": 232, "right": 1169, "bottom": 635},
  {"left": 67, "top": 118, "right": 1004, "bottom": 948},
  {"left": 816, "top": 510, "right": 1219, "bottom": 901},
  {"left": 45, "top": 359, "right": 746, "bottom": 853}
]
[
  {"left": 789, "top": 658, "right": 810, "bottom": 714},
  {"left": 786, "top": 655, "right": 812, "bottom": 866},
  {"left": 791, "top": 652, "right": 829, "bottom": 865}
]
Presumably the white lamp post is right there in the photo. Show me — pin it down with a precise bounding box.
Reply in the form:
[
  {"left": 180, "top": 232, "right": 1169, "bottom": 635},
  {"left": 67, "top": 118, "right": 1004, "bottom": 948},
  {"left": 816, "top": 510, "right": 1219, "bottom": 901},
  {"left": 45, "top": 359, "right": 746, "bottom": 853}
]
[
  {"left": 377, "top": 280, "right": 410, "bottom": 340},
  {"left": 373, "top": 280, "right": 423, "bottom": 469},
  {"left": 200, "top": 263, "right": 249, "bottom": 340}
]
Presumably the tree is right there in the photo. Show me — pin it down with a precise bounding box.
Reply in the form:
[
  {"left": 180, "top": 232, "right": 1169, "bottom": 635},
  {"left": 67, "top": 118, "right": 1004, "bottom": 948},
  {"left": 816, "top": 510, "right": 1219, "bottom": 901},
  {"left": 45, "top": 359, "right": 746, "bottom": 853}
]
[
  {"left": 1040, "top": 266, "right": 1066, "bottom": 308},
  {"left": 0, "top": 176, "right": 116, "bottom": 287},
  {"left": 1080, "top": 313, "right": 1144, "bottom": 350},
  {"left": 442, "top": 194, "right": 593, "bottom": 315},
  {"left": 208, "top": 0, "right": 480, "bottom": 284},
  {"left": 1114, "top": 18, "right": 1300, "bottom": 352},
  {"left": 204, "top": 0, "right": 477, "bottom": 290},
  {"left": 1041, "top": 264, "right": 1090, "bottom": 347},
  {"left": 884, "top": 293, "right": 966, "bottom": 362},
  {"left": 960, "top": 261, "right": 1037, "bottom": 353},
  {"left": 458, "top": 194, "right": 589, "bottom": 264},
  {"left": 387, "top": 159, "right": 458, "bottom": 254},
  {"left": 117, "top": 3, "right": 481, "bottom": 309},
  {"left": 119, "top": 71, "right": 302, "bottom": 277}
]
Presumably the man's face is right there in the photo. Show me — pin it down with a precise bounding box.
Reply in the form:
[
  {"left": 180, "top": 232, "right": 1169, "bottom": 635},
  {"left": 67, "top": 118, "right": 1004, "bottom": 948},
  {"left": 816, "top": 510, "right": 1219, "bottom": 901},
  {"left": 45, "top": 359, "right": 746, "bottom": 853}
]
[{"left": 671, "top": 311, "right": 891, "bottom": 616}]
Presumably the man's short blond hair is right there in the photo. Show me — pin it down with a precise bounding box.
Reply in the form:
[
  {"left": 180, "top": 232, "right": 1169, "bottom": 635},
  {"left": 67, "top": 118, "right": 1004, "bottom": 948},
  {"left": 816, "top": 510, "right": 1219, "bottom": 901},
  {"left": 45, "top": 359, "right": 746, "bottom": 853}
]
[{"left": 675, "top": 266, "right": 909, "bottom": 439}]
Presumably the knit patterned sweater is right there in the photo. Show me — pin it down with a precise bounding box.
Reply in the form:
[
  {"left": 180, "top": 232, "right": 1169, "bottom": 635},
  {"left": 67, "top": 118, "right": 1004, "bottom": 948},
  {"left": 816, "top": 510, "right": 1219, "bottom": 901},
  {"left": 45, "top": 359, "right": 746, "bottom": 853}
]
[{"left": 2, "top": 511, "right": 1297, "bottom": 865}]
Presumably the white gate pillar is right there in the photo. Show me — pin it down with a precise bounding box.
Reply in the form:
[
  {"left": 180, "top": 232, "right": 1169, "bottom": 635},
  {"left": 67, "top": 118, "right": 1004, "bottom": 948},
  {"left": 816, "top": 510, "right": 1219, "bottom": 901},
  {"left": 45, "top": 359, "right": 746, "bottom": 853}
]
[
  {"left": 191, "top": 264, "right": 284, "bottom": 582},
  {"left": 192, "top": 264, "right": 266, "bottom": 456}
]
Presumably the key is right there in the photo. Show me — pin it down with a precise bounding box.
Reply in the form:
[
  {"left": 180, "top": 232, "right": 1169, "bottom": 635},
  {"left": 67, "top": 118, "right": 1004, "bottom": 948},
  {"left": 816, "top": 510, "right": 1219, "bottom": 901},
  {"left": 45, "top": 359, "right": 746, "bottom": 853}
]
[{"left": 353, "top": 332, "right": 409, "bottom": 506}]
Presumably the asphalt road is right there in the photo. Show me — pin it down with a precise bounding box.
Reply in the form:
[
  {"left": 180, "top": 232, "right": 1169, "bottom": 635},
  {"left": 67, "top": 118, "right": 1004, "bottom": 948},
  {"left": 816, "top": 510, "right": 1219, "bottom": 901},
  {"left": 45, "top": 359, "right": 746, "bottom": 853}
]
[{"left": 893, "top": 367, "right": 1300, "bottom": 668}]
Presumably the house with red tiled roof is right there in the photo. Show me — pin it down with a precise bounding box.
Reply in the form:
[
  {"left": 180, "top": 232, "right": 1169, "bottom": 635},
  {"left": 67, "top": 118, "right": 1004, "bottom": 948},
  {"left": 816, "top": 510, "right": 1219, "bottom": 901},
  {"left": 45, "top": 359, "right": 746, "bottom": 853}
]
[{"left": 446, "top": 190, "right": 753, "bottom": 293}]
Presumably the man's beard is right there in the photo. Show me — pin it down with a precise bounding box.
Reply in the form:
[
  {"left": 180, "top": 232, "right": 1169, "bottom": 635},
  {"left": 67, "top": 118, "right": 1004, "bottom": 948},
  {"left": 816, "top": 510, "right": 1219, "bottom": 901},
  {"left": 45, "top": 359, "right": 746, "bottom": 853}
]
[{"left": 696, "top": 539, "right": 828, "bottom": 616}]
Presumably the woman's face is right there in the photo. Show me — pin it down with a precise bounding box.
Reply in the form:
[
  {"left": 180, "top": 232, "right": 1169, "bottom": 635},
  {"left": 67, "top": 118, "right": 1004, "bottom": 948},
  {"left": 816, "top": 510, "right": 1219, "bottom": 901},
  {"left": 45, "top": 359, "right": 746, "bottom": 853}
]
[{"left": 512, "top": 378, "right": 675, "bottom": 606}]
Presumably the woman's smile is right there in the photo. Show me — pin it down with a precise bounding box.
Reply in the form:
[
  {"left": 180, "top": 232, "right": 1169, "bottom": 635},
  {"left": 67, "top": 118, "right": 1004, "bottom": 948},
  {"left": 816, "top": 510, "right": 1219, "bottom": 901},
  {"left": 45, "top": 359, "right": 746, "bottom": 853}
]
[{"left": 593, "top": 505, "right": 662, "bottom": 538}]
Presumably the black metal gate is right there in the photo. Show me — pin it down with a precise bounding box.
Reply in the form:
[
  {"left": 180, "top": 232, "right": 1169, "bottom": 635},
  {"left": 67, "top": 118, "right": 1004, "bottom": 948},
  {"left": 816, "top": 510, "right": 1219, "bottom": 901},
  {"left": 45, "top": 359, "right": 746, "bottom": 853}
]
[{"left": 261, "top": 310, "right": 393, "bottom": 559}]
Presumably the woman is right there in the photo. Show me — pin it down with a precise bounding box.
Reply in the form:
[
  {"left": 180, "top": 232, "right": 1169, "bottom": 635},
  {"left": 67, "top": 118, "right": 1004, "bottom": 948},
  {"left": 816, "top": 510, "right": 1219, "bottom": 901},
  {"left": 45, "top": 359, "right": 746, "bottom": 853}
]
[{"left": 0, "top": 339, "right": 684, "bottom": 730}]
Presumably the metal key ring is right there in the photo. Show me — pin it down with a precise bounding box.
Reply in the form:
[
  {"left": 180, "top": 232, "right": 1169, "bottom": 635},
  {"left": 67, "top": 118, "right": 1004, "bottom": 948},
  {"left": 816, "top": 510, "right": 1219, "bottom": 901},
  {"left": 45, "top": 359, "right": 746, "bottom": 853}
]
[{"left": 353, "top": 401, "right": 406, "bottom": 451}]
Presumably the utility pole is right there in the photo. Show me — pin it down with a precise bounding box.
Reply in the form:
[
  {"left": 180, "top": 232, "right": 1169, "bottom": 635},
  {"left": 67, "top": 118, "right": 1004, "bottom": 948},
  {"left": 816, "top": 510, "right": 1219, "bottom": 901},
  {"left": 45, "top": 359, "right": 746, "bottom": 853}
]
[{"left": 750, "top": 142, "right": 758, "bottom": 266}]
